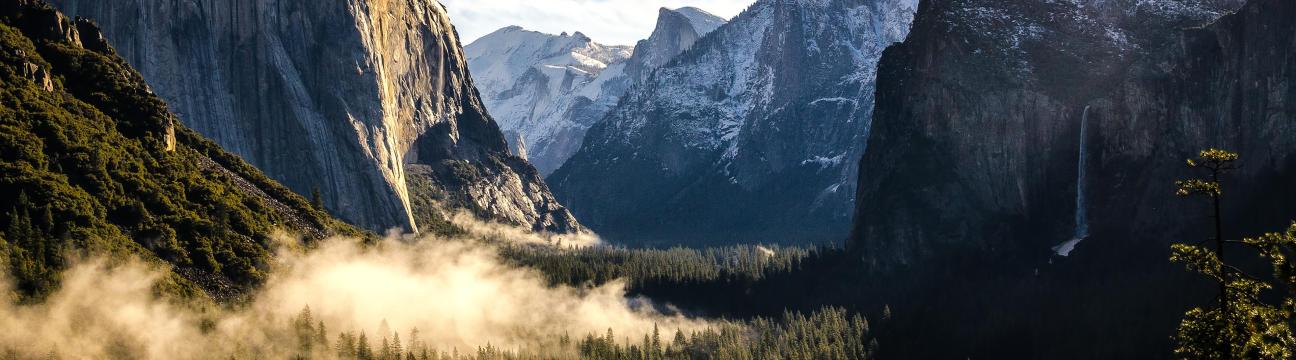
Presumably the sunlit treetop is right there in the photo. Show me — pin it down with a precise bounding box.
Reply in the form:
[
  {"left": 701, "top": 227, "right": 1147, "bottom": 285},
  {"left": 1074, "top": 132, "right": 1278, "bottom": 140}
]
[{"left": 1176, "top": 148, "right": 1238, "bottom": 197}]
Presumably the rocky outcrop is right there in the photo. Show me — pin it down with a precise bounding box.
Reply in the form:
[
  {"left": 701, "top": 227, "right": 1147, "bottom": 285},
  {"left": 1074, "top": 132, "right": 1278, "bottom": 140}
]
[
  {"left": 550, "top": 0, "right": 919, "bottom": 246},
  {"left": 50, "top": 0, "right": 580, "bottom": 234},
  {"left": 612, "top": 7, "right": 728, "bottom": 96},
  {"left": 465, "top": 8, "right": 726, "bottom": 175},
  {"left": 848, "top": 0, "right": 1294, "bottom": 270},
  {"left": 18, "top": 59, "right": 53, "bottom": 91}
]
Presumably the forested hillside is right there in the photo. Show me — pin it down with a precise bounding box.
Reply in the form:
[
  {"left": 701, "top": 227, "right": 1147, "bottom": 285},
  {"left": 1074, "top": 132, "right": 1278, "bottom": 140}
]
[{"left": 0, "top": 0, "right": 361, "bottom": 301}]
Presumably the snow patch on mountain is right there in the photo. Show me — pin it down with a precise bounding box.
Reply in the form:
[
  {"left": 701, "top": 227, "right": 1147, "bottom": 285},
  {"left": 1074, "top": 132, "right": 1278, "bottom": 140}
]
[
  {"left": 674, "top": 7, "right": 728, "bottom": 34},
  {"left": 466, "top": 8, "right": 728, "bottom": 175},
  {"left": 549, "top": 0, "right": 921, "bottom": 244}
]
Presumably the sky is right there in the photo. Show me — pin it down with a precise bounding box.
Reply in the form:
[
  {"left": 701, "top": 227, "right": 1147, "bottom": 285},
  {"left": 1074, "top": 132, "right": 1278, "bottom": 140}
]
[{"left": 441, "top": 0, "right": 755, "bottom": 46}]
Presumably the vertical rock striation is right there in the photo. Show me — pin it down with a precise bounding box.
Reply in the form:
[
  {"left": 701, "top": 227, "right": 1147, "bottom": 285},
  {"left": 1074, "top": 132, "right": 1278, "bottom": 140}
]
[
  {"left": 50, "top": 0, "right": 581, "bottom": 233},
  {"left": 850, "top": 0, "right": 1264, "bottom": 269},
  {"left": 844, "top": 1, "right": 1294, "bottom": 356},
  {"left": 550, "top": 0, "right": 919, "bottom": 245}
]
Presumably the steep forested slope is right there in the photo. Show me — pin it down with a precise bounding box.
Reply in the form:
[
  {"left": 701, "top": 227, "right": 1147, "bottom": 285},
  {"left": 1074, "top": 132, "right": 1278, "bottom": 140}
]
[{"left": 0, "top": 0, "right": 359, "bottom": 301}]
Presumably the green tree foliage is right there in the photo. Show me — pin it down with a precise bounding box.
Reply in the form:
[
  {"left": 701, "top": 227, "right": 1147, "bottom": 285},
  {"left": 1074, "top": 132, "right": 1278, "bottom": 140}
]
[
  {"left": 1172, "top": 149, "right": 1295, "bottom": 359},
  {"left": 498, "top": 244, "right": 813, "bottom": 288},
  {"left": 404, "top": 171, "right": 466, "bottom": 237},
  {"left": 0, "top": 3, "right": 359, "bottom": 301},
  {"left": 312, "top": 187, "right": 325, "bottom": 211},
  {"left": 295, "top": 306, "right": 874, "bottom": 360}
]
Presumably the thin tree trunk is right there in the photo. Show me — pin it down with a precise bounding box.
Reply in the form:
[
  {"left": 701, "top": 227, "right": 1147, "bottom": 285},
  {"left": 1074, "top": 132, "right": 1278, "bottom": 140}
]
[{"left": 1213, "top": 169, "right": 1231, "bottom": 359}]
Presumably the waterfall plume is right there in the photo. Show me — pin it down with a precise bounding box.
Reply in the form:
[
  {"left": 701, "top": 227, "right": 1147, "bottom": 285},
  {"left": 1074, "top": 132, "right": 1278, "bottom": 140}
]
[{"left": 1053, "top": 105, "right": 1091, "bottom": 257}]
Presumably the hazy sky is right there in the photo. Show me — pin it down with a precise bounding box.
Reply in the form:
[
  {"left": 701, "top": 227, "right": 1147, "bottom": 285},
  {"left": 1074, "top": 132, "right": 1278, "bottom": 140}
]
[{"left": 442, "top": 0, "right": 755, "bottom": 46}]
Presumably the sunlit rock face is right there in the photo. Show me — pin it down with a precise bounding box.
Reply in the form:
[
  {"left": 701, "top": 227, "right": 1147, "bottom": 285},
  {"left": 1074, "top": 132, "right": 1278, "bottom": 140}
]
[
  {"left": 550, "top": 0, "right": 920, "bottom": 246},
  {"left": 465, "top": 28, "right": 634, "bottom": 176},
  {"left": 51, "top": 0, "right": 581, "bottom": 233},
  {"left": 850, "top": 0, "right": 1296, "bottom": 270},
  {"left": 465, "top": 7, "right": 726, "bottom": 176}
]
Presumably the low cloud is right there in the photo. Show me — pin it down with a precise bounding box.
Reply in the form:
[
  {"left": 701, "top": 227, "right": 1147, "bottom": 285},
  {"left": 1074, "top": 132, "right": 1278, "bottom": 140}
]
[
  {"left": 446, "top": 211, "right": 602, "bottom": 248},
  {"left": 0, "top": 225, "right": 708, "bottom": 359}
]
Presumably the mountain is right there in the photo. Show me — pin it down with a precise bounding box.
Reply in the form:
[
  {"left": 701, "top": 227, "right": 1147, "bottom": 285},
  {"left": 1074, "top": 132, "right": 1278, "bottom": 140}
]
[
  {"left": 464, "top": 29, "right": 632, "bottom": 174},
  {"left": 549, "top": 0, "right": 919, "bottom": 246},
  {"left": 0, "top": 0, "right": 360, "bottom": 301},
  {"left": 845, "top": 0, "right": 1295, "bottom": 357},
  {"left": 47, "top": 0, "right": 581, "bottom": 234},
  {"left": 852, "top": 0, "right": 1263, "bottom": 268},
  {"left": 465, "top": 7, "right": 727, "bottom": 175},
  {"left": 613, "top": 7, "right": 731, "bottom": 93}
]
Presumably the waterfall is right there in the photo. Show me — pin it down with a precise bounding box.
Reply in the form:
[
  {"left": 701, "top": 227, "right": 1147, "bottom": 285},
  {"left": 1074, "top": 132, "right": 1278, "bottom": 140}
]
[
  {"left": 1053, "top": 105, "right": 1090, "bottom": 257},
  {"left": 1073, "top": 105, "right": 1090, "bottom": 239}
]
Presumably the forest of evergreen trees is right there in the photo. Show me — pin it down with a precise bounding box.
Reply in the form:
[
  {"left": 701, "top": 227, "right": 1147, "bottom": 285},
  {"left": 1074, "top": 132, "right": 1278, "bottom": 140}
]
[
  {"left": 276, "top": 306, "right": 876, "bottom": 360},
  {"left": 498, "top": 244, "right": 815, "bottom": 288}
]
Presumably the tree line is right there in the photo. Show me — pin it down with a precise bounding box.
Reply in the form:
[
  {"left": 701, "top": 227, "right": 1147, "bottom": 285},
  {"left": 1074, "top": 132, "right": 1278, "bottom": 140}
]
[
  {"left": 277, "top": 306, "right": 876, "bottom": 360},
  {"left": 498, "top": 244, "right": 816, "bottom": 288}
]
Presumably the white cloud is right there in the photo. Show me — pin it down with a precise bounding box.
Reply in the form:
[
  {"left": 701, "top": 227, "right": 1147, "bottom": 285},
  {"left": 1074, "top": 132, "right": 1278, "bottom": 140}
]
[{"left": 442, "top": 0, "right": 756, "bottom": 45}]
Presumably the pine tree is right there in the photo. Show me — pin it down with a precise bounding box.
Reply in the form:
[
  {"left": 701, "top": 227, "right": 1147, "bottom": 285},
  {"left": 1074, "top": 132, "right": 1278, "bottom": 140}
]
[
  {"left": 379, "top": 336, "right": 391, "bottom": 360},
  {"left": 295, "top": 306, "right": 316, "bottom": 353},
  {"left": 391, "top": 332, "right": 403, "bottom": 360},
  {"left": 651, "top": 324, "right": 662, "bottom": 359},
  {"left": 337, "top": 331, "right": 358, "bottom": 359},
  {"left": 408, "top": 327, "right": 422, "bottom": 358},
  {"left": 357, "top": 332, "right": 374, "bottom": 360},
  {"left": 1172, "top": 149, "right": 1294, "bottom": 359},
  {"left": 311, "top": 186, "right": 324, "bottom": 210},
  {"left": 317, "top": 321, "right": 329, "bottom": 348},
  {"left": 1243, "top": 223, "right": 1296, "bottom": 355},
  {"left": 0, "top": 232, "right": 8, "bottom": 275}
]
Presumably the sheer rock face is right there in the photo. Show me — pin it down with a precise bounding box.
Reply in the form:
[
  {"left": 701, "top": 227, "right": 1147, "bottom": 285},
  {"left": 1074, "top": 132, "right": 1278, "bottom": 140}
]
[
  {"left": 850, "top": 0, "right": 1296, "bottom": 270},
  {"left": 50, "top": 0, "right": 580, "bottom": 233},
  {"left": 550, "top": 0, "right": 919, "bottom": 246},
  {"left": 617, "top": 7, "right": 728, "bottom": 93},
  {"left": 465, "top": 8, "right": 726, "bottom": 175}
]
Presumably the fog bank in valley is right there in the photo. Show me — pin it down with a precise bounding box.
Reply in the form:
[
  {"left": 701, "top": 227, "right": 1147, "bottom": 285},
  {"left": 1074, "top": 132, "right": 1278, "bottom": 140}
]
[{"left": 0, "top": 218, "right": 706, "bottom": 359}]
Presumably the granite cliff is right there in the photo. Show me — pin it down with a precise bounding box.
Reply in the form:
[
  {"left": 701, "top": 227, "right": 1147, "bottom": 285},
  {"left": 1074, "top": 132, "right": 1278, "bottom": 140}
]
[
  {"left": 850, "top": 0, "right": 1294, "bottom": 269},
  {"left": 50, "top": 0, "right": 581, "bottom": 234},
  {"left": 846, "top": 0, "right": 1295, "bottom": 356}
]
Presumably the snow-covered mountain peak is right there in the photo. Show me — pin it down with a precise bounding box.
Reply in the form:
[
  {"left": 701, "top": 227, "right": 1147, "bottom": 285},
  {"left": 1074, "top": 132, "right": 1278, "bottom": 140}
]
[
  {"left": 465, "top": 26, "right": 631, "bottom": 101},
  {"left": 548, "top": 0, "right": 921, "bottom": 244},
  {"left": 466, "top": 6, "right": 729, "bottom": 176}
]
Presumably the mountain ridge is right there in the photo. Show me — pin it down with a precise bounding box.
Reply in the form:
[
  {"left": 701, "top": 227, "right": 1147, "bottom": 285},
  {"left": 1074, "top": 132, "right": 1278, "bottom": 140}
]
[{"left": 549, "top": 0, "right": 919, "bottom": 246}]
